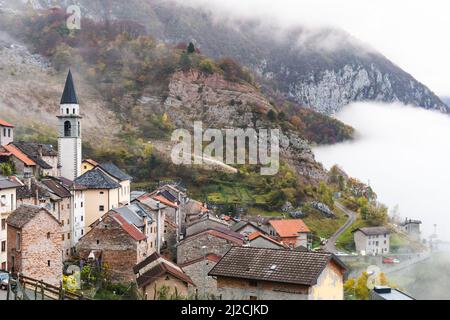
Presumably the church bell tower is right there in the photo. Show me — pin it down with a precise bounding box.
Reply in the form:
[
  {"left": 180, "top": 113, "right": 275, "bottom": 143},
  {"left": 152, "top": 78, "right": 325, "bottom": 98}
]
[{"left": 57, "top": 70, "right": 82, "bottom": 181}]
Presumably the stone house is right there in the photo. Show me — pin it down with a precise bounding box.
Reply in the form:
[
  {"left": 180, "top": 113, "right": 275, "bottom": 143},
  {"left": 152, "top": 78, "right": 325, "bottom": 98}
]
[
  {"left": 185, "top": 214, "right": 230, "bottom": 237},
  {"left": 0, "top": 176, "right": 21, "bottom": 270},
  {"left": 76, "top": 205, "right": 156, "bottom": 283},
  {"left": 246, "top": 231, "right": 287, "bottom": 249},
  {"left": 183, "top": 198, "right": 209, "bottom": 224},
  {"left": 0, "top": 119, "right": 14, "bottom": 146},
  {"left": 6, "top": 205, "right": 63, "bottom": 286},
  {"left": 180, "top": 253, "right": 221, "bottom": 299},
  {"left": 268, "top": 219, "right": 311, "bottom": 249},
  {"left": 176, "top": 227, "right": 244, "bottom": 265},
  {"left": 353, "top": 227, "right": 390, "bottom": 255},
  {"left": 209, "top": 247, "right": 348, "bottom": 300},
  {"left": 134, "top": 252, "right": 194, "bottom": 300}
]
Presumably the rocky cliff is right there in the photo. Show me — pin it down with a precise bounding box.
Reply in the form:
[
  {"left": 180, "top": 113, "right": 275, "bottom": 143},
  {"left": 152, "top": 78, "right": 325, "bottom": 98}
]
[{"left": 9, "top": 0, "right": 447, "bottom": 114}]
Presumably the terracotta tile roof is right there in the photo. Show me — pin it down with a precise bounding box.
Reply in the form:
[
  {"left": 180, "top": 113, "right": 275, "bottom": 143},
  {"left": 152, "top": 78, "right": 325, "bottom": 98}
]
[
  {"left": 209, "top": 247, "right": 348, "bottom": 286},
  {"left": 110, "top": 213, "right": 146, "bottom": 242},
  {"left": 0, "top": 119, "right": 14, "bottom": 127},
  {"left": 247, "top": 231, "right": 287, "bottom": 248},
  {"left": 134, "top": 252, "right": 194, "bottom": 287},
  {"left": 2, "top": 144, "right": 36, "bottom": 166},
  {"left": 269, "top": 219, "right": 310, "bottom": 237},
  {"left": 154, "top": 195, "right": 178, "bottom": 209}
]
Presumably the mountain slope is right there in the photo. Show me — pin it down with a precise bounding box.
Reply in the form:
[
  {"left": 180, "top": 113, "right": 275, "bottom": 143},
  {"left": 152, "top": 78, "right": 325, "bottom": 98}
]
[{"left": 9, "top": 0, "right": 448, "bottom": 114}]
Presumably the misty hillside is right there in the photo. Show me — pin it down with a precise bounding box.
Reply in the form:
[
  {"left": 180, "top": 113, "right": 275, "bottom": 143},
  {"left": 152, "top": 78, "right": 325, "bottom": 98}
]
[{"left": 5, "top": 0, "right": 448, "bottom": 114}]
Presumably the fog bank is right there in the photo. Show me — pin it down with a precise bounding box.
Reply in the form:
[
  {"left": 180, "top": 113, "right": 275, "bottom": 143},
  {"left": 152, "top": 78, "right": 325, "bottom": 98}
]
[{"left": 314, "top": 103, "right": 450, "bottom": 240}]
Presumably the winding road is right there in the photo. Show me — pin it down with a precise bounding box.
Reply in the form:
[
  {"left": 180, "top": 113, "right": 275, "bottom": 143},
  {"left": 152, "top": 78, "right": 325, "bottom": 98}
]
[{"left": 324, "top": 202, "right": 357, "bottom": 253}]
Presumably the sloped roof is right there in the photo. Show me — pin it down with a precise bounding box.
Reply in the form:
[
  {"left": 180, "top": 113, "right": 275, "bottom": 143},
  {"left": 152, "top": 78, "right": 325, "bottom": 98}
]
[
  {"left": 209, "top": 247, "right": 348, "bottom": 286},
  {"left": 134, "top": 252, "right": 194, "bottom": 287},
  {"left": 353, "top": 227, "right": 390, "bottom": 236},
  {"left": 154, "top": 195, "right": 178, "bottom": 208},
  {"left": 112, "top": 203, "right": 153, "bottom": 229},
  {"left": 2, "top": 144, "right": 36, "bottom": 166},
  {"left": 180, "top": 227, "right": 244, "bottom": 246},
  {"left": 0, "top": 119, "right": 14, "bottom": 127},
  {"left": 247, "top": 231, "right": 286, "bottom": 248},
  {"left": 61, "top": 70, "right": 78, "bottom": 104},
  {"left": 179, "top": 253, "right": 222, "bottom": 268},
  {"left": 6, "top": 205, "right": 60, "bottom": 229},
  {"left": 99, "top": 162, "right": 132, "bottom": 182},
  {"left": 232, "top": 220, "right": 267, "bottom": 234},
  {"left": 110, "top": 212, "right": 146, "bottom": 241},
  {"left": 269, "top": 219, "right": 310, "bottom": 237},
  {"left": 12, "top": 142, "right": 56, "bottom": 169},
  {"left": 83, "top": 159, "right": 98, "bottom": 167},
  {"left": 74, "top": 167, "right": 121, "bottom": 189},
  {"left": 41, "top": 179, "right": 72, "bottom": 198},
  {"left": 0, "top": 176, "right": 22, "bottom": 190}
]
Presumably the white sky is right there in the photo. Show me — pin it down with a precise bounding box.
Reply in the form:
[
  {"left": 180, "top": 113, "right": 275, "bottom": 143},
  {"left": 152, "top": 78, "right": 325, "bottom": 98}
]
[{"left": 184, "top": 0, "right": 450, "bottom": 96}]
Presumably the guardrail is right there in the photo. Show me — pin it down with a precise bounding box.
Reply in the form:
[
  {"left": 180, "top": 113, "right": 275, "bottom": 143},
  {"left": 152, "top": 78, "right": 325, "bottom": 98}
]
[{"left": 1, "top": 270, "right": 89, "bottom": 300}]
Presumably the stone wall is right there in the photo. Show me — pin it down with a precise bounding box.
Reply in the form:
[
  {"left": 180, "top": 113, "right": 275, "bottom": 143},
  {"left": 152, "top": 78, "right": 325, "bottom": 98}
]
[
  {"left": 177, "top": 233, "right": 236, "bottom": 264},
  {"left": 8, "top": 210, "right": 62, "bottom": 286},
  {"left": 182, "top": 260, "right": 219, "bottom": 299},
  {"left": 76, "top": 215, "right": 138, "bottom": 283}
]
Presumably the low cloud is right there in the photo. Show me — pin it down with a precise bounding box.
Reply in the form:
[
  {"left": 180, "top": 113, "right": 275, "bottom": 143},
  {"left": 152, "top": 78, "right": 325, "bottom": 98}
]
[{"left": 314, "top": 103, "right": 450, "bottom": 240}]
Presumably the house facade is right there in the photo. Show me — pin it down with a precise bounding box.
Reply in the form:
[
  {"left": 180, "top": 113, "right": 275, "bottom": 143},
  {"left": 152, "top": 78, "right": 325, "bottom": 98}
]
[
  {"left": 0, "top": 176, "right": 21, "bottom": 270},
  {"left": 353, "top": 227, "right": 390, "bottom": 255},
  {"left": 6, "top": 205, "right": 62, "bottom": 286},
  {"left": 0, "top": 119, "right": 14, "bottom": 146},
  {"left": 209, "top": 247, "right": 348, "bottom": 300},
  {"left": 134, "top": 252, "right": 194, "bottom": 300}
]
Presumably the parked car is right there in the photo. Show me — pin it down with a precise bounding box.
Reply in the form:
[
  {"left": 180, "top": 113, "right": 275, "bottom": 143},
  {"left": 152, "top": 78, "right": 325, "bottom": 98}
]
[
  {"left": 382, "top": 257, "right": 394, "bottom": 264},
  {"left": 393, "top": 258, "right": 401, "bottom": 264}
]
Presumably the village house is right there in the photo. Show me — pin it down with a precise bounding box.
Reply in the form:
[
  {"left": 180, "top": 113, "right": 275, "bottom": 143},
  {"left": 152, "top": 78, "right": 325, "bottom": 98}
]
[
  {"left": 76, "top": 204, "right": 157, "bottom": 283},
  {"left": 353, "top": 227, "right": 390, "bottom": 255},
  {"left": 0, "top": 176, "right": 22, "bottom": 270},
  {"left": 246, "top": 231, "right": 287, "bottom": 249},
  {"left": 6, "top": 205, "right": 63, "bottom": 286},
  {"left": 231, "top": 220, "right": 269, "bottom": 236},
  {"left": 185, "top": 214, "right": 230, "bottom": 237},
  {"left": 180, "top": 253, "right": 222, "bottom": 299},
  {"left": 268, "top": 219, "right": 311, "bottom": 249},
  {"left": 209, "top": 247, "right": 348, "bottom": 300},
  {"left": 134, "top": 252, "right": 194, "bottom": 300},
  {"left": 399, "top": 218, "right": 421, "bottom": 241},
  {"left": 176, "top": 227, "right": 244, "bottom": 265},
  {"left": 74, "top": 167, "right": 123, "bottom": 230},
  {"left": 0, "top": 119, "right": 14, "bottom": 147}
]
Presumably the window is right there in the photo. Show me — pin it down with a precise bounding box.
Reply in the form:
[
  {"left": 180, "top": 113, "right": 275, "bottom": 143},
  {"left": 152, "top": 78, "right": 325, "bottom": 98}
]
[
  {"left": 8, "top": 129, "right": 10, "bottom": 137},
  {"left": 16, "top": 232, "right": 21, "bottom": 251},
  {"left": 47, "top": 260, "right": 51, "bottom": 267},
  {"left": 81, "top": 202, "right": 84, "bottom": 208},
  {"left": 64, "top": 121, "right": 71, "bottom": 137},
  {"left": 67, "top": 204, "right": 70, "bottom": 209},
  {"left": 62, "top": 234, "right": 65, "bottom": 241},
  {"left": 81, "top": 229, "right": 84, "bottom": 235},
  {"left": 100, "top": 191, "right": 104, "bottom": 195},
  {"left": 84, "top": 165, "right": 87, "bottom": 170},
  {"left": 81, "top": 216, "right": 84, "bottom": 221},
  {"left": 96, "top": 240, "right": 100, "bottom": 245},
  {"left": 99, "top": 205, "right": 105, "bottom": 212},
  {"left": 47, "top": 232, "right": 51, "bottom": 239},
  {"left": 1, "top": 218, "right": 6, "bottom": 230},
  {"left": 61, "top": 220, "right": 64, "bottom": 226},
  {"left": 1, "top": 262, "right": 5, "bottom": 270},
  {"left": 1, "top": 241, "right": 6, "bottom": 252},
  {"left": 0, "top": 195, "right": 6, "bottom": 207},
  {"left": 67, "top": 233, "right": 71, "bottom": 240}
]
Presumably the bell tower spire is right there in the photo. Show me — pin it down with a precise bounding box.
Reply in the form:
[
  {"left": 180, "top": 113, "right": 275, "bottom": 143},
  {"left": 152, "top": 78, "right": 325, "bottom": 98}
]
[{"left": 57, "top": 70, "right": 82, "bottom": 180}]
